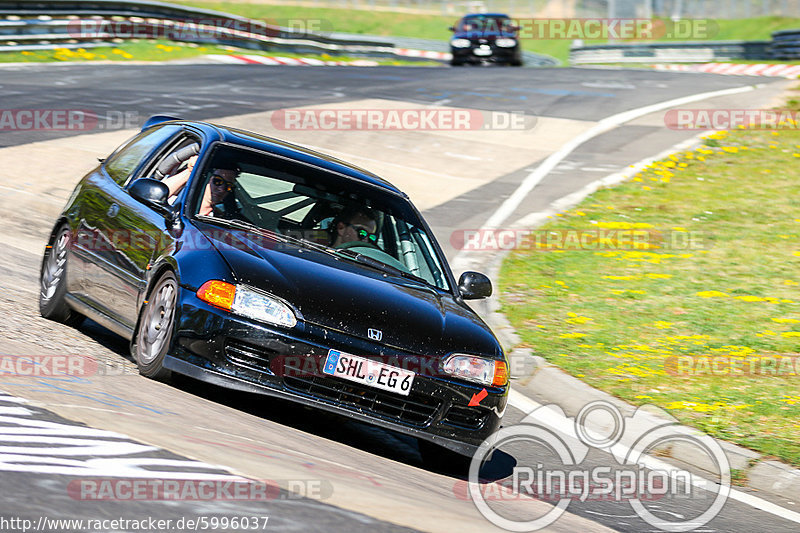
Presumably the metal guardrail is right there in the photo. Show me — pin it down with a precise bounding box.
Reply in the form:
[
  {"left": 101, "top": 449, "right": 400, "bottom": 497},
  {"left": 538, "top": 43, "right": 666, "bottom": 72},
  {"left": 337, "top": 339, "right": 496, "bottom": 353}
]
[
  {"left": 570, "top": 40, "right": 773, "bottom": 64},
  {"left": 0, "top": 0, "right": 408, "bottom": 58},
  {"left": 770, "top": 29, "right": 800, "bottom": 60}
]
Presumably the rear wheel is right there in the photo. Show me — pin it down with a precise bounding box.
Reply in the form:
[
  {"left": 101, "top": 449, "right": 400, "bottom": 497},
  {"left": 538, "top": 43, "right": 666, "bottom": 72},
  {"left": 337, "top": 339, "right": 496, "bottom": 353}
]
[
  {"left": 39, "top": 225, "right": 83, "bottom": 327},
  {"left": 132, "top": 271, "right": 177, "bottom": 381}
]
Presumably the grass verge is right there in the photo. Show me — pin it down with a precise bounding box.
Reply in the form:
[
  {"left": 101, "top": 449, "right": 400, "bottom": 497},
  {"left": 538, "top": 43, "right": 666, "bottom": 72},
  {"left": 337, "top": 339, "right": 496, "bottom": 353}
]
[
  {"left": 174, "top": 3, "right": 800, "bottom": 64},
  {"left": 0, "top": 39, "right": 437, "bottom": 66},
  {"left": 498, "top": 120, "right": 800, "bottom": 467}
]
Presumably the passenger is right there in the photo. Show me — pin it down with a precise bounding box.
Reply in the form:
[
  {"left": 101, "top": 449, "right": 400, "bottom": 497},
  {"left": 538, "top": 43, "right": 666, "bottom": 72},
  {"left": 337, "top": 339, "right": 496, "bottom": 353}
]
[{"left": 331, "top": 206, "right": 378, "bottom": 247}]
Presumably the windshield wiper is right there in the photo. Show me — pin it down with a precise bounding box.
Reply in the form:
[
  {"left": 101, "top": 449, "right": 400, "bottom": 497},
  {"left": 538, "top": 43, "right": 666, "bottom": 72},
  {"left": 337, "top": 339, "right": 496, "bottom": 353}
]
[
  {"left": 196, "top": 216, "right": 291, "bottom": 242},
  {"left": 334, "top": 248, "right": 430, "bottom": 286}
]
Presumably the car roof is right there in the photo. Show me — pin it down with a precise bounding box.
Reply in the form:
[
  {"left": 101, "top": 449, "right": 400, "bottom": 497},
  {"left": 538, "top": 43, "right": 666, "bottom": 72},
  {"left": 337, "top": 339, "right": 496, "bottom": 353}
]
[
  {"left": 463, "top": 12, "right": 510, "bottom": 17},
  {"left": 154, "top": 118, "right": 405, "bottom": 197}
]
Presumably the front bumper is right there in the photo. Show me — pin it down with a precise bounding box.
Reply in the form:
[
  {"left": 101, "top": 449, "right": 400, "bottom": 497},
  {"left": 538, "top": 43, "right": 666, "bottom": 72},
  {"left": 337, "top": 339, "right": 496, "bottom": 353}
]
[
  {"left": 451, "top": 45, "right": 520, "bottom": 64},
  {"left": 168, "top": 290, "right": 508, "bottom": 455}
]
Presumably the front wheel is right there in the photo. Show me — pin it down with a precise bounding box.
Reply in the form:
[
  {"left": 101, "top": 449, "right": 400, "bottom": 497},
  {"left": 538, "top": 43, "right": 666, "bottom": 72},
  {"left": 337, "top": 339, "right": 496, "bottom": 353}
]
[
  {"left": 132, "top": 271, "right": 177, "bottom": 381},
  {"left": 39, "top": 225, "right": 83, "bottom": 327}
]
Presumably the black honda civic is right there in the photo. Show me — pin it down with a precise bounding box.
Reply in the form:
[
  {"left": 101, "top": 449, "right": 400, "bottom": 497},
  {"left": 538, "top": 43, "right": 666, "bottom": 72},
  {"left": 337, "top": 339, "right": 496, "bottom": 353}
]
[
  {"left": 39, "top": 116, "right": 509, "bottom": 464},
  {"left": 449, "top": 13, "right": 524, "bottom": 66}
]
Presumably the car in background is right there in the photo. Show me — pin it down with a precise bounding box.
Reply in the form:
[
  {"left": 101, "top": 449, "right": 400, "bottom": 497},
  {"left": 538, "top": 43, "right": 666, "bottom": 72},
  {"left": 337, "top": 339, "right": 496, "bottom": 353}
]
[
  {"left": 39, "top": 116, "right": 509, "bottom": 466},
  {"left": 449, "top": 13, "right": 523, "bottom": 66}
]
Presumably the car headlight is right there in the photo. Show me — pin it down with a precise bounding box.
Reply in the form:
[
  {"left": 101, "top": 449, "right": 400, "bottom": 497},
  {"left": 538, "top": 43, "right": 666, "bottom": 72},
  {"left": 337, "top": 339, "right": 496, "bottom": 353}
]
[
  {"left": 442, "top": 354, "right": 509, "bottom": 387},
  {"left": 450, "top": 38, "right": 471, "bottom": 48},
  {"left": 197, "top": 280, "right": 297, "bottom": 328},
  {"left": 495, "top": 38, "right": 517, "bottom": 48}
]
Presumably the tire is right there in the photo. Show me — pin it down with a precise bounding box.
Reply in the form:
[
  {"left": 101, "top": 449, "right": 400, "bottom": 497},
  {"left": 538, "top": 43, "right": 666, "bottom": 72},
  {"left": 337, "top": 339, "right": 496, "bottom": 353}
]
[
  {"left": 132, "top": 271, "right": 177, "bottom": 381},
  {"left": 450, "top": 60, "right": 464, "bottom": 67},
  {"left": 418, "top": 439, "right": 472, "bottom": 474},
  {"left": 39, "top": 225, "right": 83, "bottom": 327}
]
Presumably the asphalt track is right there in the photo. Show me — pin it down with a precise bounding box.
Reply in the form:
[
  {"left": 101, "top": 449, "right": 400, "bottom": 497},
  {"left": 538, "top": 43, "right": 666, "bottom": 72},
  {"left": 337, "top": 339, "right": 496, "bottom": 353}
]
[{"left": 0, "top": 62, "right": 797, "bottom": 532}]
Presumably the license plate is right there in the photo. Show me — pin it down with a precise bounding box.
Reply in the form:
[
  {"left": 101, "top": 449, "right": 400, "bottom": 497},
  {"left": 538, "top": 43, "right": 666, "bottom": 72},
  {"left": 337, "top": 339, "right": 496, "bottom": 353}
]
[
  {"left": 323, "top": 350, "right": 415, "bottom": 396},
  {"left": 473, "top": 48, "right": 492, "bottom": 56}
]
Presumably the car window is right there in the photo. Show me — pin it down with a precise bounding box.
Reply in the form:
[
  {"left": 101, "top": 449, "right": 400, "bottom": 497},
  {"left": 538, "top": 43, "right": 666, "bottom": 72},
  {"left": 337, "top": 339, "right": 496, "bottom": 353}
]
[
  {"left": 461, "top": 16, "right": 512, "bottom": 32},
  {"left": 192, "top": 145, "right": 451, "bottom": 291},
  {"left": 104, "top": 125, "right": 181, "bottom": 186}
]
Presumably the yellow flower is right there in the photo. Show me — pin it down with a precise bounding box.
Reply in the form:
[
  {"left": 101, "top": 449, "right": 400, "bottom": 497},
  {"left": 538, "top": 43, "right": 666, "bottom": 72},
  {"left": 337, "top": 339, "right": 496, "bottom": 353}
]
[
  {"left": 566, "top": 315, "right": 592, "bottom": 324},
  {"left": 783, "top": 280, "right": 799, "bottom": 286},
  {"left": 771, "top": 318, "right": 800, "bottom": 323},
  {"left": 696, "top": 291, "right": 729, "bottom": 298},
  {"left": 595, "top": 222, "right": 653, "bottom": 229},
  {"left": 782, "top": 332, "right": 800, "bottom": 337},
  {"left": 560, "top": 332, "right": 587, "bottom": 339},
  {"left": 652, "top": 321, "right": 673, "bottom": 329},
  {"left": 735, "top": 295, "right": 766, "bottom": 302}
]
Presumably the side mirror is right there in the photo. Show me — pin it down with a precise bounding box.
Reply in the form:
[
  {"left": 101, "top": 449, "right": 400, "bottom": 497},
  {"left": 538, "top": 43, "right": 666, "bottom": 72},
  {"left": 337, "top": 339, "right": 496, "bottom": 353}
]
[
  {"left": 458, "top": 271, "right": 492, "bottom": 300},
  {"left": 130, "top": 178, "right": 170, "bottom": 211},
  {"left": 448, "top": 26, "right": 455, "bottom": 32}
]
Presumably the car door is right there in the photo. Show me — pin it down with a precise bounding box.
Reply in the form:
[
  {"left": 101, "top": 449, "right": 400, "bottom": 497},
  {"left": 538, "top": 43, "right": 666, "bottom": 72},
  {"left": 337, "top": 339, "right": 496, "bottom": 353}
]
[{"left": 78, "top": 125, "right": 182, "bottom": 332}]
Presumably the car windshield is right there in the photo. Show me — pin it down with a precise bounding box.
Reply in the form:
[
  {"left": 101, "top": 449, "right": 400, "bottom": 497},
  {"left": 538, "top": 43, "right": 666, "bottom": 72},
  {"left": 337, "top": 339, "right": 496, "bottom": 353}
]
[
  {"left": 460, "top": 16, "right": 513, "bottom": 33},
  {"left": 191, "top": 144, "right": 451, "bottom": 291}
]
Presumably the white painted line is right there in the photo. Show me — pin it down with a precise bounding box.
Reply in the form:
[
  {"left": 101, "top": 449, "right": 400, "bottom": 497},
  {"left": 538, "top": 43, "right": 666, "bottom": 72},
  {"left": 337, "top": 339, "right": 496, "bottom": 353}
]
[
  {"left": 507, "top": 390, "right": 800, "bottom": 524},
  {"left": 476, "top": 84, "right": 757, "bottom": 233}
]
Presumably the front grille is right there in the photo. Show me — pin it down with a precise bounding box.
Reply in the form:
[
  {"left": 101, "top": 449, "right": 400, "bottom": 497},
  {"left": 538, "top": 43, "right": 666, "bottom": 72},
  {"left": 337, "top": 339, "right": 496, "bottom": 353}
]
[
  {"left": 443, "top": 404, "right": 488, "bottom": 429},
  {"left": 284, "top": 375, "right": 441, "bottom": 427},
  {"left": 224, "top": 339, "right": 279, "bottom": 374}
]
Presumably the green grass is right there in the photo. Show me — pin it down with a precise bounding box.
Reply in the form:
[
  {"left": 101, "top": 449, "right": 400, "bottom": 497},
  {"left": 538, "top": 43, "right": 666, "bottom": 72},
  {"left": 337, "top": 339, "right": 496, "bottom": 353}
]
[
  {"left": 172, "top": 0, "right": 571, "bottom": 60},
  {"left": 712, "top": 16, "right": 800, "bottom": 41},
  {"left": 0, "top": 39, "right": 437, "bottom": 66},
  {"left": 7, "top": 1, "right": 799, "bottom": 65},
  {"left": 498, "top": 124, "right": 800, "bottom": 467},
  {"left": 173, "top": 3, "right": 800, "bottom": 63}
]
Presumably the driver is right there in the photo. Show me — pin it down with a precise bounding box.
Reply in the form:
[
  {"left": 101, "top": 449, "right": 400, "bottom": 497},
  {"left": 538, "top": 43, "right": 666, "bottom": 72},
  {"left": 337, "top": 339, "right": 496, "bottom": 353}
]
[
  {"left": 331, "top": 206, "right": 378, "bottom": 248},
  {"left": 198, "top": 168, "right": 240, "bottom": 218}
]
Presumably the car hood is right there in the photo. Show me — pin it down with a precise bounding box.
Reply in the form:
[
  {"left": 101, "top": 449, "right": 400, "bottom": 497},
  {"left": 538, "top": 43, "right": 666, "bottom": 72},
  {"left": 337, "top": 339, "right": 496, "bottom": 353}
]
[{"left": 196, "top": 222, "right": 501, "bottom": 357}]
